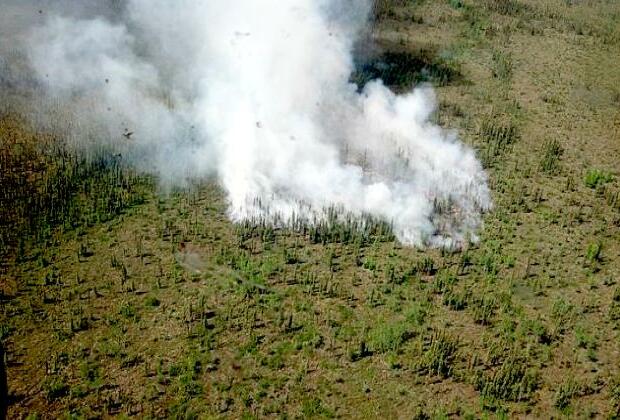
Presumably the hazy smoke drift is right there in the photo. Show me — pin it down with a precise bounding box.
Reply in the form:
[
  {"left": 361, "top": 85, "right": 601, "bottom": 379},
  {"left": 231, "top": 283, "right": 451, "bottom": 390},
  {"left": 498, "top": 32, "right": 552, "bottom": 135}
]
[{"left": 25, "top": 0, "right": 491, "bottom": 247}]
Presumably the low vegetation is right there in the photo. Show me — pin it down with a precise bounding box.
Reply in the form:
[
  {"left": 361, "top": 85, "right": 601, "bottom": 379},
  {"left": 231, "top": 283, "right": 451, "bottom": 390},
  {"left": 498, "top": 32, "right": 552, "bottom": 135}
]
[{"left": 1, "top": 0, "right": 619, "bottom": 417}]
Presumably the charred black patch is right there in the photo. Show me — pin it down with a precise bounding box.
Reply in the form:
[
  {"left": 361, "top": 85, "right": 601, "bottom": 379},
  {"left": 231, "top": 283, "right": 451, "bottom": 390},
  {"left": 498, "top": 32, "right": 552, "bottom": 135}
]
[{"left": 350, "top": 49, "right": 463, "bottom": 93}]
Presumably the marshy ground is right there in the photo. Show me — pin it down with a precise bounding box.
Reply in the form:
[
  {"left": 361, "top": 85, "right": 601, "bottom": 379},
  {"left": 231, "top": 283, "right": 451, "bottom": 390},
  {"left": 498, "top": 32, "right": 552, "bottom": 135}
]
[{"left": 1, "top": 0, "right": 620, "bottom": 418}]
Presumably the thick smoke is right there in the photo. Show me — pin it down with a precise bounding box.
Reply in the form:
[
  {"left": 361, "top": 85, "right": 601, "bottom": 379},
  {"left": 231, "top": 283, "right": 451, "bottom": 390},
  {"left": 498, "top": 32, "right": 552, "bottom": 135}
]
[{"left": 3, "top": 0, "right": 491, "bottom": 247}]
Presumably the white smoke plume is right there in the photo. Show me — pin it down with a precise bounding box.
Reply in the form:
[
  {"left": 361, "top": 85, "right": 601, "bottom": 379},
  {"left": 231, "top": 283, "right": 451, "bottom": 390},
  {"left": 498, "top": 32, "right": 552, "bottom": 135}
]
[{"left": 4, "top": 0, "right": 491, "bottom": 247}]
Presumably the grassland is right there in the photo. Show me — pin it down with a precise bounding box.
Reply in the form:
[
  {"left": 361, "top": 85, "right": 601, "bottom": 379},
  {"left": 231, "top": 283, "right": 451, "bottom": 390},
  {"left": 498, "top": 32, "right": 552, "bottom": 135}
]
[{"left": 1, "top": 0, "right": 620, "bottom": 418}]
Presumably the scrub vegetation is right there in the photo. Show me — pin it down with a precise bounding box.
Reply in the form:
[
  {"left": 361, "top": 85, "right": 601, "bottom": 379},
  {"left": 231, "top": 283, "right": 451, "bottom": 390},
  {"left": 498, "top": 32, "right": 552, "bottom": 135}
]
[{"left": 1, "top": 0, "right": 620, "bottom": 417}]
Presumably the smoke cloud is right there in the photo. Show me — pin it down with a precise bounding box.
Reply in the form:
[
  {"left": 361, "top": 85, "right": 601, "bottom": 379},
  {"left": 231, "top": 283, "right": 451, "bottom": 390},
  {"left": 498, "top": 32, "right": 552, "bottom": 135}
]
[{"left": 2, "top": 0, "right": 491, "bottom": 247}]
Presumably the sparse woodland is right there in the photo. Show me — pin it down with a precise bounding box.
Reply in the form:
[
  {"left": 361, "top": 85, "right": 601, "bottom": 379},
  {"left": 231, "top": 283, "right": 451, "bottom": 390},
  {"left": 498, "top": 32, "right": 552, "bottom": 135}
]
[{"left": 1, "top": 0, "right": 620, "bottom": 417}]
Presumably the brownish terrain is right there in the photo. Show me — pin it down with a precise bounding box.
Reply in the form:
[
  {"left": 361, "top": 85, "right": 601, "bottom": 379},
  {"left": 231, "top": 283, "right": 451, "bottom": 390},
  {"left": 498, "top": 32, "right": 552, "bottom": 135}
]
[{"left": 1, "top": 0, "right": 620, "bottom": 418}]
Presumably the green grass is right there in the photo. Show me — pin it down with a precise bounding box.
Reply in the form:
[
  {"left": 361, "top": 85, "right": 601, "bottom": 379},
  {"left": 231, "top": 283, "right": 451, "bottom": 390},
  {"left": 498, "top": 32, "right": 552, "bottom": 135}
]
[{"left": 585, "top": 169, "right": 614, "bottom": 189}]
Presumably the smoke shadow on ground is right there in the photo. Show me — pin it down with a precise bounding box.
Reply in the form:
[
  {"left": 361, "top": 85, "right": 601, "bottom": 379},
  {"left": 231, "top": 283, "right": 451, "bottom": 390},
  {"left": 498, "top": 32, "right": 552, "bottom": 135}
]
[{"left": 350, "top": 47, "right": 464, "bottom": 93}]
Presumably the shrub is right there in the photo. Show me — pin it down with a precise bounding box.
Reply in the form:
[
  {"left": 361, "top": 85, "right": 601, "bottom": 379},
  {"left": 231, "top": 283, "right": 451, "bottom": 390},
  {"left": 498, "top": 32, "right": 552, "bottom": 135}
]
[
  {"left": 369, "top": 321, "right": 412, "bottom": 353},
  {"left": 417, "top": 330, "right": 459, "bottom": 377},
  {"left": 43, "top": 377, "right": 69, "bottom": 401},
  {"left": 492, "top": 50, "right": 513, "bottom": 81},
  {"left": 611, "top": 376, "right": 620, "bottom": 417},
  {"left": 443, "top": 288, "right": 469, "bottom": 310},
  {"left": 554, "top": 378, "right": 584, "bottom": 412},
  {"left": 405, "top": 302, "right": 429, "bottom": 326},
  {"left": 301, "top": 397, "right": 333, "bottom": 418},
  {"left": 484, "top": 0, "right": 531, "bottom": 16},
  {"left": 540, "top": 139, "right": 564, "bottom": 174},
  {"left": 471, "top": 295, "right": 497, "bottom": 325},
  {"left": 119, "top": 302, "right": 139, "bottom": 321},
  {"left": 585, "top": 242, "right": 603, "bottom": 266},
  {"left": 610, "top": 302, "right": 620, "bottom": 322},
  {"left": 144, "top": 295, "right": 161, "bottom": 307},
  {"left": 475, "top": 355, "right": 539, "bottom": 401},
  {"left": 479, "top": 117, "right": 519, "bottom": 167},
  {"left": 585, "top": 169, "right": 613, "bottom": 189}
]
